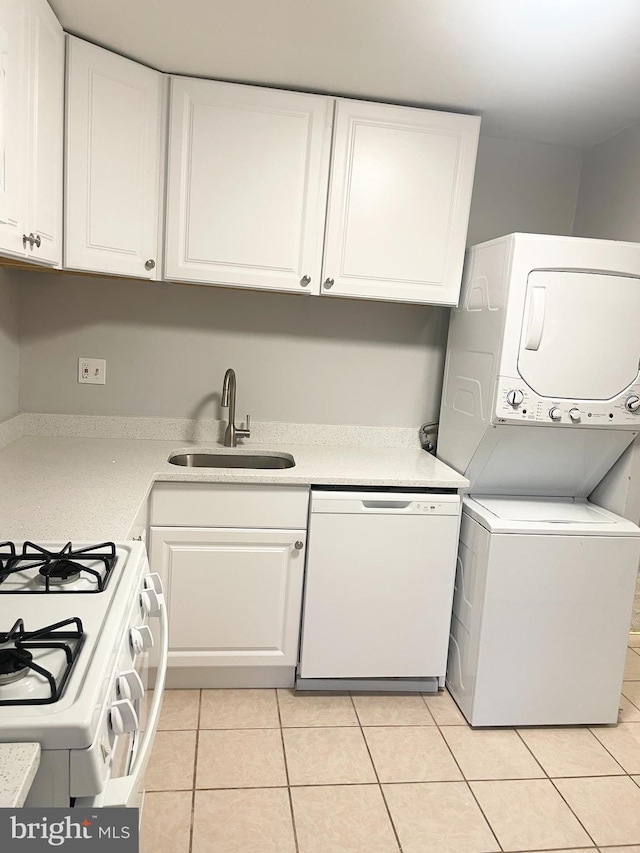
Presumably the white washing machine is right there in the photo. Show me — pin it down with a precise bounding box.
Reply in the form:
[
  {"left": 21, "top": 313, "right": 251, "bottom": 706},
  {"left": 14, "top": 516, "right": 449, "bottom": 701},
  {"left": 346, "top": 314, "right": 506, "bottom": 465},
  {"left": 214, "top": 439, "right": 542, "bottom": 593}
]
[
  {"left": 438, "top": 233, "right": 640, "bottom": 726},
  {"left": 447, "top": 496, "right": 640, "bottom": 726}
]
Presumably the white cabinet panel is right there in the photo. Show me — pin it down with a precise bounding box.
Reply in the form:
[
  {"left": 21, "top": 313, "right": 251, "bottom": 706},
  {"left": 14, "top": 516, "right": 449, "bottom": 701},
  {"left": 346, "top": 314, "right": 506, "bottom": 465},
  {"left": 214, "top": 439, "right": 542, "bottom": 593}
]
[
  {"left": 0, "top": 0, "right": 28, "bottom": 258},
  {"left": 0, "top": 0, "right": 62, "bottom": 266},
  {"left": 166, "top": 77, "right": 332, "bottom": 293},
  {"left": 322, "top": 99, "right": 480, "bottom": 305},
  {"left": 150, "top": 526, "right": 305, "bottom": 669},
  {"left": 65, "top": 36, "right": 164, "bottom": 278},
  {"left": 27, "top": 0, "right": 63, "bottom": 266}
]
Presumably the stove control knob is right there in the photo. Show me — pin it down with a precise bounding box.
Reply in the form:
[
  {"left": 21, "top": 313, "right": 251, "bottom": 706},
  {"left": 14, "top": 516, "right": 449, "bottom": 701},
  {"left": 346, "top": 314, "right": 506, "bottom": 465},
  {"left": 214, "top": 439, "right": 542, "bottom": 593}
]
[
  {"left": 568, "top": 407, "right": 581, "bottom": 422},
  {"left": 116, "top": 669, "right": 145, "bottom": 702},
  {"left": 506, "top": 389, "right": 524, "bottom": 407},
  {"left": 626, "top": 395, "right": 640, "bottom": 412},
  {"left": 140, "top": 588, "right": 161, "bottom": 616},
  {"left": 144, "top": 573, "right": 164, "bottom": 595},
  {"left": 129, "top": 625, "right": 154, "bottom": 655},
  {"left": 549, "top": 407, "right": 562, "bottom": 421},
  {"left": 110, "top": 699, "right": 139, "bottom": 736}
]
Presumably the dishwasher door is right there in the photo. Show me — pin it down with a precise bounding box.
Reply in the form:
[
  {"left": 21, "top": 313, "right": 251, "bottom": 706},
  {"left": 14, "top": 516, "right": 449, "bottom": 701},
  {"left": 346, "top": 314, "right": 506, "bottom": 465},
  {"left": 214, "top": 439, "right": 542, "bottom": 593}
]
[{"left": 298, "top": 490, "right": 461, "bottom": 680}]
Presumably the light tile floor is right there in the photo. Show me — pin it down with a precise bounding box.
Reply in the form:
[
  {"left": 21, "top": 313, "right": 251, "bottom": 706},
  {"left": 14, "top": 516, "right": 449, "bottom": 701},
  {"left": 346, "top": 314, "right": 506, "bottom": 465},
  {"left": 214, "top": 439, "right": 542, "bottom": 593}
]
[{"left": 141, "top": 637, "right": 640, "bottom": 853}]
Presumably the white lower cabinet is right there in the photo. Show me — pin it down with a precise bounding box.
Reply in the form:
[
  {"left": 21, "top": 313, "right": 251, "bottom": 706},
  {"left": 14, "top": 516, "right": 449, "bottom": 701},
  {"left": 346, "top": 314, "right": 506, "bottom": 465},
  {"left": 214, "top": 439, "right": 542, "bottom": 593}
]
[
  {"left": 148, "top": 483, "right": 310, "bottom": 685},
  {"left": 149, "top": 526, "right": 306, "bottom": 669}
]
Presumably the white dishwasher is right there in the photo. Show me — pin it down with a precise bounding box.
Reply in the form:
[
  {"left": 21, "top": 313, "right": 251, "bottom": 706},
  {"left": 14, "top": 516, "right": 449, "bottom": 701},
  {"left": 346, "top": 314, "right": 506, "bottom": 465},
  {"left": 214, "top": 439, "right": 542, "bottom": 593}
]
[{"left": 297, "top": 489, "right": 461, "bottom": 692}]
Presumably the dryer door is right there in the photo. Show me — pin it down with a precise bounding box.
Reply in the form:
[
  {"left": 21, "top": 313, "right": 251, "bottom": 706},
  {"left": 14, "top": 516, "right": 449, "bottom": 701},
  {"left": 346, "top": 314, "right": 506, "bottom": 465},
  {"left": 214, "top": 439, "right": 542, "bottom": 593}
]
[{"left": 517, "top": 271, "right": 640, "bottom": 400}]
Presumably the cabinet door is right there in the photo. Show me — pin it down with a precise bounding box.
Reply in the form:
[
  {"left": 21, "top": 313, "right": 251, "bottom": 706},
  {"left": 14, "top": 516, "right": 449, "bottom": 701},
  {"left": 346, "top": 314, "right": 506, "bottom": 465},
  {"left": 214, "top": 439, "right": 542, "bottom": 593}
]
[
  {"left": 165, "top": 77, "right": 332, "bottom": 294},
  {"left": 322, "top": 99, "right": 480, "bottom": 306},
  {"left": 65, "top": 37, "right": 164, "bottom": 278},
  {"left": 0, "top": 0, "right": 28, "bottom": 259},
  {"left": 149, "top": 527, "right": 305, "bottom": 668},
  {"left": 25, "top": 0, "right": 63, "bottom": 267}
]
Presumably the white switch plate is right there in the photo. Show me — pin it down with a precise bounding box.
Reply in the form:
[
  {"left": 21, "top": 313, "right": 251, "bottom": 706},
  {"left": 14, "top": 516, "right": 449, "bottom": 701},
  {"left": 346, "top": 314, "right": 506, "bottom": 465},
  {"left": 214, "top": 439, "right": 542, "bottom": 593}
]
[{"left": 78, "top": 357, "right": 106, "bottom": 385}]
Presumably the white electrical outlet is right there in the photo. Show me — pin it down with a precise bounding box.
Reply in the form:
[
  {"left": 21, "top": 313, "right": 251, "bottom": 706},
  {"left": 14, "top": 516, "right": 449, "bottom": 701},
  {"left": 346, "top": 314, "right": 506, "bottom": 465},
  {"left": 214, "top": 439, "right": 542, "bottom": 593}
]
[{"left": 78, "top": 357, "right": 106, "bottom": 385}]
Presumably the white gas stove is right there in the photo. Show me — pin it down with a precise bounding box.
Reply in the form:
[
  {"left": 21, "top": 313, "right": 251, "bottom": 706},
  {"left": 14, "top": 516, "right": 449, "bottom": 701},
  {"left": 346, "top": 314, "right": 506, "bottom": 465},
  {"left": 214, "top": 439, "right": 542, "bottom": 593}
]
[{"left": 0, "top": 541, "right": 168, "bottom": 808}]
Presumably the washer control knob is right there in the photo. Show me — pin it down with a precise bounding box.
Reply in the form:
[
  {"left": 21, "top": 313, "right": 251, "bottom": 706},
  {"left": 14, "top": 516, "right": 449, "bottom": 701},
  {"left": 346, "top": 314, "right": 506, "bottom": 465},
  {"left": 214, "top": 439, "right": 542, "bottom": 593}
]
[
  {"left": 568, "top": 407, "right": 581, "bottom": 422},
  {"left": 129, "top": 625, "right": 154, "bottom": 655},
  {"left": 506, "top": 389, "right": 524, "bottom": 407},
  {"left": 625, "top": 395, "right": 640, "bottom": 413},
  {"left": 110, "top": 699, "right": 139, "bottom": 736},
  {"left": 116, "top": 669, "right": 145, "bottom": 702},
  {"left": 549, "top": 407, "right": 562, "bottom": 421},
  {"left": 140, "top": 587, "right": 161, "bottom": 616}
]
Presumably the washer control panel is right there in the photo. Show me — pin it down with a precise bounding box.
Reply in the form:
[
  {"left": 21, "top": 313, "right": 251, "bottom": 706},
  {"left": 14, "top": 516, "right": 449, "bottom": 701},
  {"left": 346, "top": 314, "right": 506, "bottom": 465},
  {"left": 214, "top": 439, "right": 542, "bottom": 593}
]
[{"left": 494, "top": 376, "right": 640, "bottom": 427}]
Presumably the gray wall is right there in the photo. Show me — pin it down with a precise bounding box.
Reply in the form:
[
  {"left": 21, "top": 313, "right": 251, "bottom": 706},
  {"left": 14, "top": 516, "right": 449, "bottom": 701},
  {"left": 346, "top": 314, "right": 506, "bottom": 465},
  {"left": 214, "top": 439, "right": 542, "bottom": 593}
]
[
  {"left": 574, "top": 122, "right": 640, "bottom": 241},
  {"left": 0, "top": 268, "right": 19, "bottom": 422},
  {"left": 467, "top": 135, "right": 581, "bottom": 246},
  {"left": 17, "top": 273, "right": 450, "bottom": 427},
  {"left": 15, "top": 133, "right": 582, "bottom": 428}
]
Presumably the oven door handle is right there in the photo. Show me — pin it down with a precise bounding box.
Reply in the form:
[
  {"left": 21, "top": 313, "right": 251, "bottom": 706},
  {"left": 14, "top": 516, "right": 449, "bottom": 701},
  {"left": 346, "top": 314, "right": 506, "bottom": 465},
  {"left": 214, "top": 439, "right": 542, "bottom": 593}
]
[{"left": 75, "top": 590, "right": 169, "bottom": 810}]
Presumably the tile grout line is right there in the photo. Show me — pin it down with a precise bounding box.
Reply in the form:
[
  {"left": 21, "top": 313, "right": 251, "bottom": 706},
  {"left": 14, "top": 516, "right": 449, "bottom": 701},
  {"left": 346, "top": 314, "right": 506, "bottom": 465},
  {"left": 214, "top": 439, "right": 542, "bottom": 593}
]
[
  {"left": 189, "top": 689, "right": 203, "bottom": 853},
  {"left": 434, "top": 716, "right": 504, "bottom": 853},
  {"left": 350, "top": 692, "right": 405, "bottom": 853},
  {"left": 547, "top": 776, "right": 601, "bottom": 851},
  {"left": 581, "top": 727, "right": 629, "bottom": 777},
  {"left": 276, "top": 689, "right": 300, "bottom": 853}
]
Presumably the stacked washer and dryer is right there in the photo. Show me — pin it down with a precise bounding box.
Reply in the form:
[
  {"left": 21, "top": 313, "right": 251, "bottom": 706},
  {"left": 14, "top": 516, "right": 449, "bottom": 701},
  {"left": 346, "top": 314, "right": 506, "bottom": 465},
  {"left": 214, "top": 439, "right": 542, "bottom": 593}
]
[{"left": 437, "top": 233, "right": 640, "bottom": 726}]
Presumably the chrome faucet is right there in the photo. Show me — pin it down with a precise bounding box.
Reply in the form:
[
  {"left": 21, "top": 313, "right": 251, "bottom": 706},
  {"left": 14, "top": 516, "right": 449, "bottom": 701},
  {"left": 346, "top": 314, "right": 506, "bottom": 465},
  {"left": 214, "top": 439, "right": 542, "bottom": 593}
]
[{"left": 221, "top": 368, "right": 251, "bottom": 447}]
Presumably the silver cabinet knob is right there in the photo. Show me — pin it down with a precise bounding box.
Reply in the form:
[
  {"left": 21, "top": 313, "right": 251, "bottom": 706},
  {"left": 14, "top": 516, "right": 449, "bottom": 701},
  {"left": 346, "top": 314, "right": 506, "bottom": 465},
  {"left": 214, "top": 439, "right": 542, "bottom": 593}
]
[
  {"left": 23, "top": 233, "right": 35, "bottom": 248},
  {"left": 33, "top": 234, "right": 41, "bottom": 248},
  {"left": 294, "top": 541, "right": 304, "bottom": 550},
  {"left": 300, "top": 275, "right": 311, "bottom": 287},
  {"left": 145, "top": 259, "right": 156, "bottom": 271},
  {"left": 323, "top": 278, "right": 335, "bottom": 290}
]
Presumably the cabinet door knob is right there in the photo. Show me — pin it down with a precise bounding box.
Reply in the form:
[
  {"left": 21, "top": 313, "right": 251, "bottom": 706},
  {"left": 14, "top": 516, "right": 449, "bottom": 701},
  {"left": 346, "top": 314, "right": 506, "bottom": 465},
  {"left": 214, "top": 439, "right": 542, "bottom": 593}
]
[
  {"left": 23, "top": 233, "right": 35, "bottom": 248},
  {"left": 323, "top": 277, "right": 334, "bottom": 290},
  {"left": 33, "top": 234, "right": 41, "bottom": 248},
  {"left": 300, "top": 275, "right": 311, "bottom": 287},
  {"left": 294, "top": 540, "right": 304, "bottom": 550},
  {"left": 145, "top": 259, "right": 156, "bottom": 271}
]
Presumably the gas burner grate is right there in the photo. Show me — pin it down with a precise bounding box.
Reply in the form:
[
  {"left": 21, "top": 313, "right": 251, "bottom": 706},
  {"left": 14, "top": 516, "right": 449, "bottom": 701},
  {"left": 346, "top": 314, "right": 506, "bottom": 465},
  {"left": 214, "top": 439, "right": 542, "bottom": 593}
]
[
  {"left": 0, "top": 617, "right": 84, "bottom": 705},
  {"left": 0, "top": 541, "right": 116, "bottom": 593}
]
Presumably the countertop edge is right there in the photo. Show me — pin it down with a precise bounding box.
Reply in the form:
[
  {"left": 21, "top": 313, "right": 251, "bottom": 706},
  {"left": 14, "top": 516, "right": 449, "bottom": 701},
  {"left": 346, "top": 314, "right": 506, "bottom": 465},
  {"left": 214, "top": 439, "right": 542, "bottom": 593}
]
[{"left": 0, "top": 743, "right": 41, "bottom": 808}]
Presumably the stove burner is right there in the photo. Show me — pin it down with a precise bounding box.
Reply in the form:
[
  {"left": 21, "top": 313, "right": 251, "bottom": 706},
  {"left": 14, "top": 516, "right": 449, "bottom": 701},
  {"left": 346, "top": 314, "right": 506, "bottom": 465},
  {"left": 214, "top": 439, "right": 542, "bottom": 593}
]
[
  {"left": 0, "top": 541, "right": 116, "bottom": 593},
  {"left": 37, "top": 559, "right": 82, "bottom": 586},
  {"left": 0, "top": 648, "right": 33, "bottom": 685},
  {"left": 0, "top": 618, "right": 84, "bottom": 705}
]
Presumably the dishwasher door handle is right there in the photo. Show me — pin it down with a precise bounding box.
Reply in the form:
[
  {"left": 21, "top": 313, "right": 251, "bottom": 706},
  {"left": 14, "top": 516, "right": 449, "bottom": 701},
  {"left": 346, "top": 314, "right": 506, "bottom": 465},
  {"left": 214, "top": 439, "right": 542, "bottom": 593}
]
[{"left": 361, "top": 500, "right": 412, "bottom": 510}]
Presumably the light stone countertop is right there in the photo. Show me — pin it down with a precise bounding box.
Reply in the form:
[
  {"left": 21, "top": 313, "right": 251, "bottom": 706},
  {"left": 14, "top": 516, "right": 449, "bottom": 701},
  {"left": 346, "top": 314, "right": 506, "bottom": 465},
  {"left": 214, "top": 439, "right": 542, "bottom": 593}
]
[
  {"left": 0, "top": 435, "right": 468, "bottom": 541},
  {"left": 0, "top": 743, "right": 40, "bottom": 807}
]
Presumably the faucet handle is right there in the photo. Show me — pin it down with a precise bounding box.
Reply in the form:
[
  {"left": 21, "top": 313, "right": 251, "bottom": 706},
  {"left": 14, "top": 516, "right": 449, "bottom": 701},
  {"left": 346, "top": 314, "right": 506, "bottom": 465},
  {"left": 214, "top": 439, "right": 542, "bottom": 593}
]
[{"left": 237, "top": 414, "right": 251, "bottom": 439}]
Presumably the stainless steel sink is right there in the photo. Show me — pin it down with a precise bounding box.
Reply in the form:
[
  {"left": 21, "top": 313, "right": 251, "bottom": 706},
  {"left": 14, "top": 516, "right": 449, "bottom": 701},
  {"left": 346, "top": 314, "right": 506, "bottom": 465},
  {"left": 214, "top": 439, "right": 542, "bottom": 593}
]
[{"left": 168, "top": 452, "right": 295, "bottom": 469}]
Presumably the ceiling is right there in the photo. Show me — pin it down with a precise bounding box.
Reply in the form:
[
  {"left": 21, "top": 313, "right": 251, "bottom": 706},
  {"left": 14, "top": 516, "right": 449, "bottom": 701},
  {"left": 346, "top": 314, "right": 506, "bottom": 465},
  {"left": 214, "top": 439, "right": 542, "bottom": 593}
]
[{"left": 49, "top": 0, "right": 640, "bottom": 148}]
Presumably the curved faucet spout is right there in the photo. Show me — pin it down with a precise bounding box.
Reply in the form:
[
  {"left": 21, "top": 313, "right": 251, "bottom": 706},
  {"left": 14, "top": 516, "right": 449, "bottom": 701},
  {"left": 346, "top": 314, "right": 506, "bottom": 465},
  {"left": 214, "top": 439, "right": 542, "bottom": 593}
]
[{"left": 221, "top": 368, "right": 251, "bottom": 447}]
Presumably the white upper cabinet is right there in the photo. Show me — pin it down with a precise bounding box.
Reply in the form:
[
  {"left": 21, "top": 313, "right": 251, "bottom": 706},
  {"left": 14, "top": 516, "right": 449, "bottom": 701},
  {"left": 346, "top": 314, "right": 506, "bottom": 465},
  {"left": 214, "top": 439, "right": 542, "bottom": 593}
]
[
  {"left": 65, "top": 37, "right": 164, "bottom": 279},
  {"left": 321, "top": 99, "right": 480, "bottom": 306},
  {"left": 0, "top": 1, "right": 28, "bottom": 259},
  {"left": 165, "top": 78, "right": 332, "bottom": 294},
  {"left": 0, "top": 0, "right": 63, "bottom": 266}
]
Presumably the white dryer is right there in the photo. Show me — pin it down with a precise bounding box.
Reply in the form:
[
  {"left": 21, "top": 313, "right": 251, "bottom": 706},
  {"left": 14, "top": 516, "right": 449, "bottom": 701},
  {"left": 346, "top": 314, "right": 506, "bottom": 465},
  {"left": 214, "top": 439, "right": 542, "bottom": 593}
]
[
  {"left": 438, "top": 233, "right": 640, "bottom": 495},
  {"left": 447, "top": 496, "right": 640, "bottom": 726}
]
